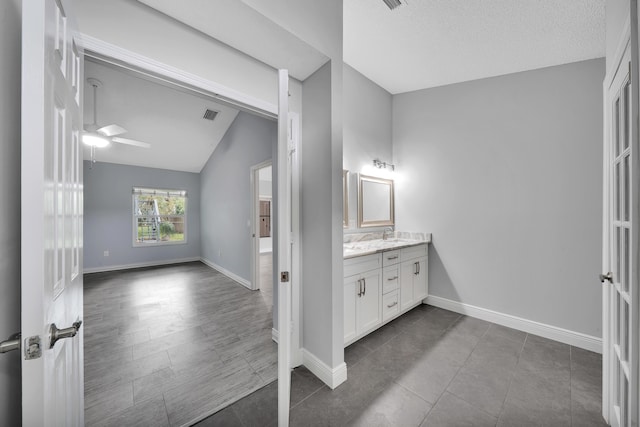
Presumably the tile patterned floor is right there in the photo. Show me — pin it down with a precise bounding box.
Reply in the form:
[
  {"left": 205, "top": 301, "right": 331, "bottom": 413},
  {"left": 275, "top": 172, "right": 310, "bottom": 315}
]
[
  {"left": 198, "top": 305, "right": 607, "bottom": 427},
  {"left": 83, "top": 261, "right": 276, "bottom": 426}
]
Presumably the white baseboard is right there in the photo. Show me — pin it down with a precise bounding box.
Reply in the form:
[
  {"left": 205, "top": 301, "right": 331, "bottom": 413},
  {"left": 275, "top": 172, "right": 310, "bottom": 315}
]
[
  {"left": 302, "top": 349, "right": 347, "bottom": 390},
  {"left": 426, "top": 295, "right": 602, "bottom": 354},
  {"left": 200, "top": 257, "right": 251, "bottom": 289},
  {"left": 83, "top": 257, "right": 200, "bottom": 274}
]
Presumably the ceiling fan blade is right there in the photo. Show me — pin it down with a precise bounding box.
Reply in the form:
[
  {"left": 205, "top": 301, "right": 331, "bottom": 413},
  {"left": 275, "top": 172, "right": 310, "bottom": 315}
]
[
  {"left": 97, "top": 124, "right": 127, "bottom": 137},
  {"left": 111, "top": 137, "right": 151, "bottom": 149}
]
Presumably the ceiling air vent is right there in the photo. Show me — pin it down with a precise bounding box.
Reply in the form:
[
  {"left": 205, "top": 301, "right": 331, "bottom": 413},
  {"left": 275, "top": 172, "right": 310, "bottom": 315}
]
[
  {"left": 203, "top": 109, "right": 219, "bottom": 121},
  {"left": 382, "top": 0, "right": 401, "bottom": 10}
]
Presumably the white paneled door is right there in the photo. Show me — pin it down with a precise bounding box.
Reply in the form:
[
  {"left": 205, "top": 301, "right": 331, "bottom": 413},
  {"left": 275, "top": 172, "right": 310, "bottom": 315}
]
[
  {"left": 603, "top": 42, "right": 638, "bottom": 427},
  {"left": 21, "top": 0, "right": 84, "bottom": 425}
]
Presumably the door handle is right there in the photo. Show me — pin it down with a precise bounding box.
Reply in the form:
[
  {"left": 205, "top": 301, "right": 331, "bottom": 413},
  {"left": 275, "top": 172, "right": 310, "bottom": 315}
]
[
  {"left": 0, "top": 332, "right": 20, "bottom": 354},
  {"left": 387, "top": 276, "right": 398, "bottom": 281},
  {"left": 49, "top": 320, "right": 82, "bottom": 348},
  {"left": 599, "top": 272, "right": 613, "bottom": 284}
]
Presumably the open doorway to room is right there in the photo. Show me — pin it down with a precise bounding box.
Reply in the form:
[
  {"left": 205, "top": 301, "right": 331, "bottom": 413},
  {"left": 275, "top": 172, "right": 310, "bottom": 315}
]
[
  {"left": 251, "top": 162, "right": 274, "bottom": 306},
  {"left": 81, "top": 56, "right": 281, "bottom": 426}
]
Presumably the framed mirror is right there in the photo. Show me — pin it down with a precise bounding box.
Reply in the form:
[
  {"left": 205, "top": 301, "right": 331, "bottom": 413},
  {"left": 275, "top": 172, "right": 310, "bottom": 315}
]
[
  {"left": 357, "top": 174, "right": 394, "bottom": 228},
  {"left": 343, "top": 170, "right": 349, "bottom": 228}
]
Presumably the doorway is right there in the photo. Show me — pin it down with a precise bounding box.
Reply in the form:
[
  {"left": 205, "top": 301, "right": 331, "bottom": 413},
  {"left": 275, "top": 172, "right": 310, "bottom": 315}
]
[
  {"left": 252, "top": 161, "right": 274, "bottom": 303},
  {"left": 80, "top": 54, "right": 291, "bottom": 425}
]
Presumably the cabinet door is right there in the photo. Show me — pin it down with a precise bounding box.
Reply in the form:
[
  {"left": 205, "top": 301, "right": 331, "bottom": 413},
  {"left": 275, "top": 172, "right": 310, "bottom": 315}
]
[
  {"left": 358, "top": 270, "right": 382, "bottom": 335},
  {"left": 344, "top": 275, "right": 358, "bottom": 344},
  {"left": 413, "top": 256, "right": 428, "bottom": 302},
  {"left": 400, "top": 260, "right": 415, "bottom": 311}
]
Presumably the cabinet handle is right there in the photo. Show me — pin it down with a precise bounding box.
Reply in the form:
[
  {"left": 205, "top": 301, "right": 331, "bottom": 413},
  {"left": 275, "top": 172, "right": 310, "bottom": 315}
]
[
  {"left": 363, "top": 278, "right": 366, "bottom": 296},
  {"left": 417, "top": 262, "right": 420, "bottom": 274},
  {"left": 387, "top": 276, "right": 398, "bottom": 281},
  {"left": 387, "top": 255, "right": 398, "bottom": 260},
  {"left": 387, "top": 301, "right": 398, "bottom": 308},
  {"left": 357, "top": 279, "right": 362, "bottom": 297},
  {"left": 414, "top": 262, "right": 418, "bottom": 275}
]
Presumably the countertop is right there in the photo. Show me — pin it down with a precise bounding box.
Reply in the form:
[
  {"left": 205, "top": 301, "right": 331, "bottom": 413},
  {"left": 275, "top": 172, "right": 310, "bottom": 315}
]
[{"left": 343, "top": 232, "right": 431, "bottom": 260}]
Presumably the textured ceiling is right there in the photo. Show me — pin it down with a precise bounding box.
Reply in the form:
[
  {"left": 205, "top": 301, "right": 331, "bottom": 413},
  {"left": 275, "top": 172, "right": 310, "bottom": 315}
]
[
  {"left": 84, "top": 60, "right": 239, "bottom": 173},
  {"left": 344, "top": 0, "right": 605, "bottom": 94}
]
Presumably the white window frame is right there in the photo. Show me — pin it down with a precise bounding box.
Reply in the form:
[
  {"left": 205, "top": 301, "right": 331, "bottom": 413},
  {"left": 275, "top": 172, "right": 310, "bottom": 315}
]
[{"left": 132, "top": 187, "right": 188, "bottom": 247}]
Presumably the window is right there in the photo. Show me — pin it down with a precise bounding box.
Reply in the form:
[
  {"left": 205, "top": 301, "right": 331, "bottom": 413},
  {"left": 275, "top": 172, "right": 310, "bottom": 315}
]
[{"left": 133, "top": 187, "right": 187, "bottom": 246}]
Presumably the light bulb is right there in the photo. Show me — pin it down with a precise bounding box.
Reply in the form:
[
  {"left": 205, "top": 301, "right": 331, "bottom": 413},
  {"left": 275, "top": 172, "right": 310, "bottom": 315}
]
[{"left": 82, "top": 133, "right": 109, "bottom": 148}]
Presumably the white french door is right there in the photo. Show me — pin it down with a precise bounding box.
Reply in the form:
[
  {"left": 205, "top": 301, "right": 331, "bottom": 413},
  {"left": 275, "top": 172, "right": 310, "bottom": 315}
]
[
  {"left": 604, "top": 43, "right": 638, "bottom": 427},
  {"left": 21, "top": 0, "right": 84, "bottom": 425},
  {"left": 277, "top": 69, "right": 293, "bottom": 426}
]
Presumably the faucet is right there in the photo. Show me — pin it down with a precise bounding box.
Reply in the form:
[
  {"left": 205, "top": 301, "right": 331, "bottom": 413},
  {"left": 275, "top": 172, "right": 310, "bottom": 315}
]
[{"left": 382, "top": 227, "right": 394, "bottom": 240}]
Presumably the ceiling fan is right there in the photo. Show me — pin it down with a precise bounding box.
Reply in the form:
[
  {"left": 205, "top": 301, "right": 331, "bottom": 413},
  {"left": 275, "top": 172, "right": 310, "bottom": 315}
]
[{"left": 83, "top": 78, "right": 152, "bottom": 151}]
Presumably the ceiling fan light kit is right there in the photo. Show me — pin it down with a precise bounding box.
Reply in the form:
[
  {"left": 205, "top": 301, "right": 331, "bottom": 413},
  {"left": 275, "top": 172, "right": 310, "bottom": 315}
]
[
  {"left": 83, "top": 77, "right": 152, "bottom": 164},
  {"left": 82, "top": 132, "right": 109, "bottom": 148},
  {"left": 382, "top": 0, "right": 402, "bottom": 10}
]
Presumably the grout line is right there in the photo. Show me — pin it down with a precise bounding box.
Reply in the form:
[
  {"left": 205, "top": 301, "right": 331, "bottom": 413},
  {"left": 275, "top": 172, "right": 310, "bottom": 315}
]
[
  {"left": 569, "top": 345, "right": 573, "bottom": 427},
  {"left": 495, "top": 332, "right": 529, "bottom": 425},
  {"left": 230, "top": 402, "right": 249, "bottom": 427},
  {"left": 289, "top": 383, "right": 327, "bottom": 410},
  {"left": 162, "top": 394, "right": 171, "bottom": 427},
  {"left": 435, "top": 320, "right": 494, "bottom": 420}
]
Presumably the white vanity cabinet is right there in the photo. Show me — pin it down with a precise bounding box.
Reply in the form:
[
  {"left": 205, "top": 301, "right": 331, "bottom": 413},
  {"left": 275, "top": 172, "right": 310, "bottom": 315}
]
[
  {"left": 399, "top": 245, "right": 428, "bottom": 310},
  {"left": 344, "top": 254, "right": 382, "bottom": 345},
  {"left": 344, "top": 243, "right": 429, "bottom": 346}
]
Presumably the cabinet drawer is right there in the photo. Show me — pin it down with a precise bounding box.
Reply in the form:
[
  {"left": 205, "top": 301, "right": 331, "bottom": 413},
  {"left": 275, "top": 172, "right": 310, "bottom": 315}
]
[
  {"left": 401, "top": 244, "right": 427, "bottom": 262},
  {"left": 344, "top": 253, "right": 381, "bottom": 277},
  {"left": 382, "top": 290, "right": 399, "bottom": 321},
  {"left": 382, "top": 250, "right": 401, "bottom": 267},
  {"left": 382, "top": 266, "right": 399, "bottom": 294}
]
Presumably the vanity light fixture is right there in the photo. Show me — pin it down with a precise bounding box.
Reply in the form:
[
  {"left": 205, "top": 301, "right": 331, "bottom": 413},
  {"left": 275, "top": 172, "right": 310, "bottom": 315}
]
[{"left": 373, "top": 159, "right": 395, "bottom": 171}]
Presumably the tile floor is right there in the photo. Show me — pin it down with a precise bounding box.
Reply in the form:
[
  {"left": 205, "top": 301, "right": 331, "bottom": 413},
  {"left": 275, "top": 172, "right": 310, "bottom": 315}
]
[
  {"left": 198, "top": 305, "right": 607, "bottom": 427},
  {"left": 83, "top": 260, "right": 276, "bottom": 426}
]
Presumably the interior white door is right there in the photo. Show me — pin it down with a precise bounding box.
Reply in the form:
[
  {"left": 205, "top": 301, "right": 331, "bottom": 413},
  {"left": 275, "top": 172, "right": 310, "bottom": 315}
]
[
  {"left": 21, "top": 0, "right": 84, "bottom": 425},
  {"left": 277, "top": 69, "right": 292, "bottom": 426},
  {"left": 604, "top": 44, "right": 638, "bottom": 427}
]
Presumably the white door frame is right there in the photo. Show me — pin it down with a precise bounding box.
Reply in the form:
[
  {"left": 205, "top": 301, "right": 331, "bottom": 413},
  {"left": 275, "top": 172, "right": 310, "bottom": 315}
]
[
  {"left": 80, "top": 34, "right": 303, "bottom": 413},
  {"left": 251, "top": 160, "right": 273, "bottom": 291}
]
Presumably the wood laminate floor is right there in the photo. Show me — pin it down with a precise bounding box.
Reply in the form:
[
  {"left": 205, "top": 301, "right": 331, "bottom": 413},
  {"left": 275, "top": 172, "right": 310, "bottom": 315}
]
[{"left": 83, "top": 260, "right": 276, "bottom": 426}]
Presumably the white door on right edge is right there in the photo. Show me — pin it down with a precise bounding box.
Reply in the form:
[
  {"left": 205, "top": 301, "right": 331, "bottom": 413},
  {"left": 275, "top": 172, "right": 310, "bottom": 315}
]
[{"left": 604, "top": 45, "right": 638, "bottom": 427}]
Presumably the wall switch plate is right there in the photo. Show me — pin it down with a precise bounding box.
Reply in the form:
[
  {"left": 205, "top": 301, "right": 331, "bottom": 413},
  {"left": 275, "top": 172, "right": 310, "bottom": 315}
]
[{"left": 103, "top": 250, "right": 109, "bottom": 257}]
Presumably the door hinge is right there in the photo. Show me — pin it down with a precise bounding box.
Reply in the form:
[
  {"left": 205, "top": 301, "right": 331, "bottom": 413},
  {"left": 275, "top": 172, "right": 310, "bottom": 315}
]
[
  {"left": 24, "top": 336, "right": 42, "bottom": 360},
  {"left": 280, "top": 271, "right": 290, "bottom": 282}
]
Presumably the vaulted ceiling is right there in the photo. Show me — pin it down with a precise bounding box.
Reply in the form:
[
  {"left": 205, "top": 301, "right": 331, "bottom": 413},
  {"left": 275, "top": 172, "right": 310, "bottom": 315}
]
[{"left": 83, "top": 60, "right": 239, "bottom": 173}]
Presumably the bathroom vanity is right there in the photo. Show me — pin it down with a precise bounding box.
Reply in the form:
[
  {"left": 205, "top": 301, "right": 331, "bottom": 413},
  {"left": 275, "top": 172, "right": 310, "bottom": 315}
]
[{"left": 343, "top": 234, "right": 431, "bottom": 346}]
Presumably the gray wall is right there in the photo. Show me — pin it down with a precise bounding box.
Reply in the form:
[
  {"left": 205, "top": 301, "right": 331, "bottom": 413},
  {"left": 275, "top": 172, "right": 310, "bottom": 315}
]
[
  {"left": 0, "top": 0, "right": 21, "bottom": 424},
  {"left": 83, "top": 161, "right": 201, "bottom": 270},
  {"left": 343, "top": 64, "right": 393, "bottom": 229},
  {"left": 302, "top": 62, "right": 339, "bottom": 365},
  {"left": 200, "top": 111, "right": 277, "bottom": 284},
  {"left": 343, "top": 64, "right": 393, "bottom": 173},
  {"left": 393, "top": 58, "right": 605, "bottom": 338}
]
